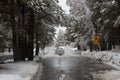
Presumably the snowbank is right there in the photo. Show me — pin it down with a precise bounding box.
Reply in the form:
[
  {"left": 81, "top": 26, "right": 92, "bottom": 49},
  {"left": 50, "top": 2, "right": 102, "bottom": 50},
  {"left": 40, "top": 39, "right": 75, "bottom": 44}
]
[
  {"left": 0, "top": 51, "right": 13, "bottom": 56},
  {"left": 81, "top": 50, "right": 120, "bottom": 80},
  {"left": 92, "top": 70, "right": 120, "bottom": 80},
  {"left": 0, "top": 61, "right": 39, "bottom": 80},
  {"left": 81, "top": 51, "right": 120, "bottom": 69}
]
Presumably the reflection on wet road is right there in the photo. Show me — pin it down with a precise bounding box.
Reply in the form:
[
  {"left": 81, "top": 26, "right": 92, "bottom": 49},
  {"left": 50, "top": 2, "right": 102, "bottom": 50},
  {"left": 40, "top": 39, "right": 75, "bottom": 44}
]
[{"left": 41, "top": 56, "right": 115, "bottom": 80}]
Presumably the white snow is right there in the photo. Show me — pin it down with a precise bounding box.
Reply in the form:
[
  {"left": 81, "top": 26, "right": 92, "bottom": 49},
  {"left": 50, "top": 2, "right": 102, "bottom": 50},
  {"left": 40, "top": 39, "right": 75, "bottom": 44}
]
[
  {"left": 0, "top": 74, "right": 24, "bottom": 80},
  {"left": 92, "top": 70, "right": 120, "bottom": 80},
  {"left": 0, "top": 61, "right": 39, "bottom": 80},
  {"left": 81, "top": 50, "right": 120, "bottom": 69},
  {"left": 80, "top": 49, "right": 120, "bottom": 80},
  {"left": 114, "top": 16, "right": 120, "bottom": 27},
  {"left": 0, "top": 51, "right": 13, "bottom": 56},
  {"left": 58, "top": 0, "right": 70, "bottom": 14}
]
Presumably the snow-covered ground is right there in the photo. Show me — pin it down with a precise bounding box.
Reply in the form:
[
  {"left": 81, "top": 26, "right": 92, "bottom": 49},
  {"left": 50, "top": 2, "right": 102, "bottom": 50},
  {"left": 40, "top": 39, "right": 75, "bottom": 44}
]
[
  {"left": 0, "top": 61, "right": 39, "bottom": 80},
  {"left": 91, "top": 70, "right": 120, "bottom": 80},
  {"left": 81, "top": 50, "right": 120, "bottom": 80},
  {"left": 81, "top": 50, "right": 120, "bottom": 69},
  {"left": 0, "top": 51, "right": 13, "bottom": 56}
]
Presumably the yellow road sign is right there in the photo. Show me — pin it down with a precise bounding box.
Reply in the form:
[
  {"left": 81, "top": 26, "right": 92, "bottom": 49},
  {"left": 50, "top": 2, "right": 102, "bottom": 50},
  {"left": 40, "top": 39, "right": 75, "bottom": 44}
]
[{"left": 93, "top": 35, "right": 100, "bottom": 45}]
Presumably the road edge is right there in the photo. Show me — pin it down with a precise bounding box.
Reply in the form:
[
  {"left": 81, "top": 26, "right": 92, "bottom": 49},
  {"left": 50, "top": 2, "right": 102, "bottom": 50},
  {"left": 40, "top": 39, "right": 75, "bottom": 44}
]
[{"left": 31, "top": 63, "right": 43, "bottom": 80}]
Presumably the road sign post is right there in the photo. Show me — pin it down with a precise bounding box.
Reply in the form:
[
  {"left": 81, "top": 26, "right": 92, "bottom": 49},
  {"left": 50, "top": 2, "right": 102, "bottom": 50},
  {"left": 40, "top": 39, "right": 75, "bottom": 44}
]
[
  {"left": 93, "top": 35, "right": 100, "bottom": 45},
  {"left": 93, "top": 35, "right": 100, "bottom": 51}
]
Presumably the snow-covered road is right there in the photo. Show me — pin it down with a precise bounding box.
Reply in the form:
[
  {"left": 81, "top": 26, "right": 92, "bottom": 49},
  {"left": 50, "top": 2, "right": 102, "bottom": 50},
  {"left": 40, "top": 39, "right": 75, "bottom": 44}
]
[
  {"left": 39, "top": 45, "right": 120, "bottom": 80},
  {"left": 41, "top": 45, "right": 79, "bottom": 58},
  {"left": 42, "top": 45, "right": 120, "bottom": 80}
]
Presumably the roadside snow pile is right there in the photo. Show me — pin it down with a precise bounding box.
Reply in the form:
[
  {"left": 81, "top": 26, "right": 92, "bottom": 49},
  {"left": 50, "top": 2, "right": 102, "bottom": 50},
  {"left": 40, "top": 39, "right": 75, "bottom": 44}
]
[
  {"left": 0, "top": 61, "right": 39, "bottom": 80},
  {"left": 0, "top": 74, "right": 24, "bottom": 80},
  {"left": 81, "top": 51, "right": 120, "bottom": 69},
  {"left": 0, "top": 51, "right": 13, "bottom": 56},
  {"left": 92, "top": 70, "right": 120, "bottom": 80},
  {"left": 81, "top": 50, "right": 120, "bottom": 80}
]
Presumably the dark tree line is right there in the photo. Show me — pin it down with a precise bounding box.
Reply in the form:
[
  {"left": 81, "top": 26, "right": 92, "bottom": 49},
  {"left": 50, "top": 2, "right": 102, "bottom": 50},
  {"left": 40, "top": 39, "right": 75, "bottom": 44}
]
[
  {"left": 86, "top": 0, "right": 120, "bottom": 51},
  {"left": 10, "top": 0, "right": 35, "bottom": 61},
  {"left": 65, "top": 0, "right": 120, "bottom": 51},
  {"left": 0, "top": 0, "right": 65, "bottom": 62}
]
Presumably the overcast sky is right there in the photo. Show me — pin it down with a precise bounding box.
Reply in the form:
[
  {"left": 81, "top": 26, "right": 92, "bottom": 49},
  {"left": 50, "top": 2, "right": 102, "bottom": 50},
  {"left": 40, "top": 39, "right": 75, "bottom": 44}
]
[{"left": 58, "top": 0, "right": 70, "bottom": 14}]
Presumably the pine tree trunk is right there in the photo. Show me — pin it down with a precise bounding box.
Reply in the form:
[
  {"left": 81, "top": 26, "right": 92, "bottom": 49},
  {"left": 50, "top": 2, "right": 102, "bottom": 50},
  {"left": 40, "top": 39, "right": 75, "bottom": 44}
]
[
  {"left": 15, "top": 0, "right": 26, "bottom": 61},
  {"left": 27, "top": 9, "right": 34, "bottom": 60},
  {"left": 89, "top": 41, "right": 93, "bottom": 52},
  {"left": 113, "top": 40, "right": 116, "bottom": 49},
  {"left": 119, "top": 40, "right": 120, "bottom": 48},
  {"left": 10, "top": 0, "right": 19, "bottom": 62},
  {"left": 21, "top": 3, "right": 28, "bottom": 59},
  {"left": 35, "top": 32, "right": 39, "bottom": 55},
  {"left": 10, "top": 0, "right": 27, "bottom": 61},
  {"left": 108, "top": 39, "right": 112, "bottom": 51}
]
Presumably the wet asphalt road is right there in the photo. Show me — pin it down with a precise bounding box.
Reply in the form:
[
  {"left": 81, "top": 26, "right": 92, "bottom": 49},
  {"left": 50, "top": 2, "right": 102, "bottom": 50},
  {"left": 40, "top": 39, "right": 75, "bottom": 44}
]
[{"left": 41, "top": 56, "right": 115, "bottom": 80}]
